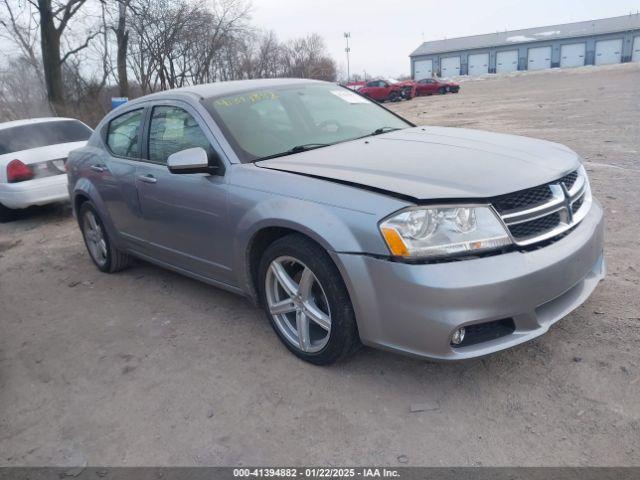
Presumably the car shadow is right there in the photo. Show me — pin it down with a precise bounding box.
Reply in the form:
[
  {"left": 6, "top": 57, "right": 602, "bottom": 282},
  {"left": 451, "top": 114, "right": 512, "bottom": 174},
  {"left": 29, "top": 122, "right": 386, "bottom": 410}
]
[{"left": 1, "top": 202, "right": 72, "bottom": 227}]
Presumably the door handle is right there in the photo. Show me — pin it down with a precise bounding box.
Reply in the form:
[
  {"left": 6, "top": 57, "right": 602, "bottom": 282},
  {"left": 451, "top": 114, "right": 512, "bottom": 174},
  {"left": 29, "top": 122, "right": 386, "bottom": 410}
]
[
  {"left": 137, "top": 174, "right": 157, "bottom": 184},
  {"left": 90, "top": 164, "right": 106, "bottom": 172}
]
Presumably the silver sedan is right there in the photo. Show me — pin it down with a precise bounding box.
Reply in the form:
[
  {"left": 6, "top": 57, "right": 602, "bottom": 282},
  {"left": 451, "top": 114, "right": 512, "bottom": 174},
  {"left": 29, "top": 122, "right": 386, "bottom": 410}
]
[{"left": 67, "top": 79, "right": 604, "bottom": 364}]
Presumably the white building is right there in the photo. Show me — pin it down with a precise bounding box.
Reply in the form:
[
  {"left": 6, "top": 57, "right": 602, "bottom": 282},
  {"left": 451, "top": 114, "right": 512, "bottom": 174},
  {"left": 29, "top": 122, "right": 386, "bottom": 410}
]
[{"left": 410, "top": 14, "right": 640, "bottom": 79}]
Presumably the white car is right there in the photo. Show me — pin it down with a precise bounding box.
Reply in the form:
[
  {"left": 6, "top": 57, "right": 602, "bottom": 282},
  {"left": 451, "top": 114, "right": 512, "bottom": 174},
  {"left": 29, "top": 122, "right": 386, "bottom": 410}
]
[{"left": 0, "top": 117, "right": 92, "bottom": 221}]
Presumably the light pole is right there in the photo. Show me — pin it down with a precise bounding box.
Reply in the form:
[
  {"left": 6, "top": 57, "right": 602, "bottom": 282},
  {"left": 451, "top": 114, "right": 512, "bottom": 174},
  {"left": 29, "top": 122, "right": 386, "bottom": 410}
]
[{"left": 344, "top": 32, "right": 351, "bottom": 82}]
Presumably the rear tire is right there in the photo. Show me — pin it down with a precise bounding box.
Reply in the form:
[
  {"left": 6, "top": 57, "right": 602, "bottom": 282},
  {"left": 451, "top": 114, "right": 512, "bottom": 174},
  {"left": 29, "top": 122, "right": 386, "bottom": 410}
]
[
  {"left": 258, "top": 234, "right": 360, "bottom": 365},
  {"left": 79, "top": 201, "right": 131, "bottom": 273}
]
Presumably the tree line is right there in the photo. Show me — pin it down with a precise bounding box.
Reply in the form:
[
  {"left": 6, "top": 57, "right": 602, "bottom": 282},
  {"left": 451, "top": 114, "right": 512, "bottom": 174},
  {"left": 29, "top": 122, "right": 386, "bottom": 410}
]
[{"left": 0, "top": 0, "right": 338, "bottom": 125}]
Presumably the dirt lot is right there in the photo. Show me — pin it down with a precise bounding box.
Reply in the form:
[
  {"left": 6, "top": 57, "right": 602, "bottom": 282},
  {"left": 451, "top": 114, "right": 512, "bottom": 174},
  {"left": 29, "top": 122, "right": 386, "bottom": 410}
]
[{"left": 1, "top": 63, "right": 639, "bottom": 467}]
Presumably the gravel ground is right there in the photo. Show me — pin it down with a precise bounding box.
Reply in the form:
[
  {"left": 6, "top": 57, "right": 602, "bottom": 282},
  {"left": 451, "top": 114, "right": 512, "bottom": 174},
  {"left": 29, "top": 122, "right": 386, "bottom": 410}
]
[{"left": 1, "top": 63, "right": 639, "bottom": 467}]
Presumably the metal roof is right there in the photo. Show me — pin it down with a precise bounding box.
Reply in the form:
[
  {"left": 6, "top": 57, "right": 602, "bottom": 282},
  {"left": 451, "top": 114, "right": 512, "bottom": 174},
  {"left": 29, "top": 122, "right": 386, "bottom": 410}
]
[
  {"left": 410, "top": 14, "right": 640, "bottom": 57},
  {"left": 128, "top": 78, "right": 324, "bottom": 104}
]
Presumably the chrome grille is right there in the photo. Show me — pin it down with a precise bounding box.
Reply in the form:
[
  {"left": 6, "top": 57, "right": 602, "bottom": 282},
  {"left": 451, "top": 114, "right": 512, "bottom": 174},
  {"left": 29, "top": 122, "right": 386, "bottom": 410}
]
[
  {"left": 492, "top": 168, "right": 591, "bottom": 247},
  {"left": 559, "top": 171, "right": 578, "bottom": 190},
  {"left": 508, "top": 212, "right": 562, "bottom": 238},
  {"left": 492, "top": 185, "right": 553, "bottom": 213}
]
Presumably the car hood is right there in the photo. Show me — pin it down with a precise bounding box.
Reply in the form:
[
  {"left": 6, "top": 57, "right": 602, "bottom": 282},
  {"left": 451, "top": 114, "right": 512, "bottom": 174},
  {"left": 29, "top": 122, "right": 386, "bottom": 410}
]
[{"left": 256, "top": 126, "right": 580, "bottom": 200}]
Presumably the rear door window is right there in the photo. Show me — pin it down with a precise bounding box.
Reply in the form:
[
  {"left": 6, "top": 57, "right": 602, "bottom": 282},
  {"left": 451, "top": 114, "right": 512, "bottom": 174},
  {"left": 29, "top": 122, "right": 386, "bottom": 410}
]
[
  {"left": 0, "top": 120, "right": 92, "bottom": 155},
  {"left": 106, "top": 110, "right": 143, "bottom": 158}
]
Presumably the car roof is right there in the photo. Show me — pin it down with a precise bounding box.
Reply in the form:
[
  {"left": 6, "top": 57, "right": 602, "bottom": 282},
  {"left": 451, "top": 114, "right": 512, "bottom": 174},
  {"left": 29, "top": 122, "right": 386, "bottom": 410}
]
[
  {"left": 0, "top": 117, "right": 79, "bottom": 131},
  {"left": 125, "top": 78, "right": 327, "bottom": 106}
]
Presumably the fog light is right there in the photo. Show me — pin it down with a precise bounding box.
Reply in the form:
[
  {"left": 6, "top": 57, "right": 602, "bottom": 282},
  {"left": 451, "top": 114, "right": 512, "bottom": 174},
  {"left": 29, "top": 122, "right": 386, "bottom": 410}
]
[{"left": 451, "top": 327, "right": 466, "bottom": 345}]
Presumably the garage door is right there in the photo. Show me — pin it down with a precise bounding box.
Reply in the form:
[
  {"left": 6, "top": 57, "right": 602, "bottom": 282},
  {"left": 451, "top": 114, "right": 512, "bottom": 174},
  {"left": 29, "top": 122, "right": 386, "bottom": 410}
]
[
  {"left": 496, "top": 50, "right": 518, "bottom": 73},
  {"left": 414, "top": 59, "right": 433, "bottom": 79},
  {"left": 632, "top": 36, "right": 640, "bottom": 62},
  {"left": 468, "top": 53, "right": 489, "bottom": 76},
  {"left": 528, "top": 46, "right": 551, "bottom": 70},
  {"left": 440, "top": 56, "right": 460, "bottom": 77},
  {"left": 595, "top": 39, "right": 622, "bottom": 65},
  {"left": 560, "top": 43, "right": 585, "bottom": 68}
]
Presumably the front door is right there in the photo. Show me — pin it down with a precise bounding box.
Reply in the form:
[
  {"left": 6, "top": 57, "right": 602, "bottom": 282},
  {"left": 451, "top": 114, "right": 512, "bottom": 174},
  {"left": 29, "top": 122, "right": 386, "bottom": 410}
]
[{"left": 135, "top": 103, "right": 234, "bottom": 286}]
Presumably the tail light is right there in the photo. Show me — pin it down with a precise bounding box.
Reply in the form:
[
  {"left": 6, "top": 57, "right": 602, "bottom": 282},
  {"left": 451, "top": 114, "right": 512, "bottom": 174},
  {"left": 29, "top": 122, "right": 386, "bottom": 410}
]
[{"left": 7, "top": 159, "right": 34, "bottom": 183}]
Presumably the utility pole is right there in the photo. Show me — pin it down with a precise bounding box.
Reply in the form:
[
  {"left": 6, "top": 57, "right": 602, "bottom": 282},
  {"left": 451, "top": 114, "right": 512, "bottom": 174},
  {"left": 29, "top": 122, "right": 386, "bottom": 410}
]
[{"left": 344, "top": 32, "right": 351, "bottom": 82}]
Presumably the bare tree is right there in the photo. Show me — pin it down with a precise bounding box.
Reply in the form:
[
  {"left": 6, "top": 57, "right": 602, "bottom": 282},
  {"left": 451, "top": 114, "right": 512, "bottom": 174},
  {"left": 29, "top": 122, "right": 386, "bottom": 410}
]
[
  {"left": 0, "top": 0, "right": 43, "bottom": 83},
  {"left": 283, "top": 34, "right": 336, "bottom": 81},
  {"left": 35, "top": 0, "right": 100, "bottom": 113},
  {"left": 1, "top": 0, "right": 338, "bottom": 125},
  {"left": 114, "top": 0, "right": 130, "bottom": 97},
  {"left": 0, "top": 56, "right": 51, "bottom": 120}
]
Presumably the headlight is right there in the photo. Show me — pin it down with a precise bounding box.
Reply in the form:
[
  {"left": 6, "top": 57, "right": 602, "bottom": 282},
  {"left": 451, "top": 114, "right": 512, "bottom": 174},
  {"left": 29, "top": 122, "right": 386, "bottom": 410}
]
[{"left": 379, "top": 205, "right": 512, "bottom": 259}]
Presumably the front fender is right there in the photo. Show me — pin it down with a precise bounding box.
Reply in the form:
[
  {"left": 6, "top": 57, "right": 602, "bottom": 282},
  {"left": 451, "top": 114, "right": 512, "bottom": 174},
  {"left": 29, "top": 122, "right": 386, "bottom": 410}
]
[{"left": 230, "top": 194, "right": 385, "bottom": 299}]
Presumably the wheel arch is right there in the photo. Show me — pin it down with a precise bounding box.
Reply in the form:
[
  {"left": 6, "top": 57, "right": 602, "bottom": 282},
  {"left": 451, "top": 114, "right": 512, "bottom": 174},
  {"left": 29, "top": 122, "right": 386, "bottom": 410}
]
[
  {"left": 243, "top": 220, "right": 350, "bottom": 306},
  {"left": 235, "top": 198, "right": 372, "bottom": 305},
  {"left": 70, "top": 178, "right": 120, "bottom": 245}
]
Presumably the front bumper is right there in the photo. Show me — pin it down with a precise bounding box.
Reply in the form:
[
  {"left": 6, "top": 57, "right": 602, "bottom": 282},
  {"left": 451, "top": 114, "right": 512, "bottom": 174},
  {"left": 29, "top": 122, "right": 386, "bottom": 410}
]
[
  {"left": 334, "top": 200, "right": 605, "bottom": 360},
  {"left": 0, "top": 175, "right": 69, "bottom": 209}
]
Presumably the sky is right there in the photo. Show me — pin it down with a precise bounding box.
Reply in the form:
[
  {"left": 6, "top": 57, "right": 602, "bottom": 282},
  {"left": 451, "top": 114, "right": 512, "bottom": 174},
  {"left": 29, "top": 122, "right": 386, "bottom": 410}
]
[{"left": 251, "top": 0, "right": 640, "bottom": 78}]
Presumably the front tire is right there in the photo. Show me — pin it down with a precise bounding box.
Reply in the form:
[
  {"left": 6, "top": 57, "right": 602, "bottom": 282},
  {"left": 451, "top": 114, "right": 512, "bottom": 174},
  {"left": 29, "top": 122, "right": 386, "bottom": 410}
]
[
  {"left": 79, "top": 201, "right": 131, "bottom": 273},
  {"left": 258, "top": 234, "right": 360, "bottom": 365}
]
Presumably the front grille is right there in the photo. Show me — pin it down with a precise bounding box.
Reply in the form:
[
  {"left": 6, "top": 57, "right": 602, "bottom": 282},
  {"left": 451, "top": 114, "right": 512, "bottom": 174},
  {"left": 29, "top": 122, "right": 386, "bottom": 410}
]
[
  {"left": 492, "top": 184, "right": 553, "bottom": 213},
  {"left": 572, "top": 195, "right": 584, "bottom": 214},
  {"left": 491, "top": 168, "right": 589, "bottom": 247},
  {"left": 453, "top": 319, "right": 516, "bottom": 347},
  {"left": 509, "top": 212, "right": 561, "bottom": 239},
  {"left": 559, "top": 171, "right": 578, "bottom": 190}
]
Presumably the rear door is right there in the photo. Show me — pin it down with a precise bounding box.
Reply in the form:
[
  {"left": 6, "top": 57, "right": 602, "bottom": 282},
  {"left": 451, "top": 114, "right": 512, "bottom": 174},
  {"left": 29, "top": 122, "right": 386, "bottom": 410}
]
[
  {"left": 134, "top": 102, "right": 234, "bottom": 285},
  {"left": 95, "top": 108, "right": 147, "bottom": 239},
  {"left": 417, "top": 79, "right": 438, "bottom": 95}
]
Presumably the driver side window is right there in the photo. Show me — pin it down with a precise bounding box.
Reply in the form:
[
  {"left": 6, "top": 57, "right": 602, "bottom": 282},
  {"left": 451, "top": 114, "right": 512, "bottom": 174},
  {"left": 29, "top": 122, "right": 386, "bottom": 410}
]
[{"left": 148, "top": 106, "right": 213, "bottom": 164}]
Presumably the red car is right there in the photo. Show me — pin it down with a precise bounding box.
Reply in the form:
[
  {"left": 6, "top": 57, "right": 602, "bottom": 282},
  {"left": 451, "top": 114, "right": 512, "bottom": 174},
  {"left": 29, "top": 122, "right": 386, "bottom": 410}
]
[
  {"left": 358, "top": 79, "right": 407, "bottom": 102},
  {"left": 413, "top": 78, "right": 460, "bottom": 96},
  {"left": 344, "top": 81, "right": 365, "bottom": 91}
]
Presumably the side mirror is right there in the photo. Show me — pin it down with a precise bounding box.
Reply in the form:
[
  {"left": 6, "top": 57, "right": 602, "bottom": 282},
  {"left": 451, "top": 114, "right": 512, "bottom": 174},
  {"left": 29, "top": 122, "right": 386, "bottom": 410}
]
[{"left": 167, "top": 147, "right": 221, "bottom": 175}]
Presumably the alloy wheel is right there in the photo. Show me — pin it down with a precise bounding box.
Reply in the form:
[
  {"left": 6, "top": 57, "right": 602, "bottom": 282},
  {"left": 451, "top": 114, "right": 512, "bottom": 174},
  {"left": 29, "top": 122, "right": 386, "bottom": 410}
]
[
  {"left": 83, "top": 210, "right": 108, "bottom": 267},
  {"left": 265, "top": 256, "right": 332, "bottom": 353}
]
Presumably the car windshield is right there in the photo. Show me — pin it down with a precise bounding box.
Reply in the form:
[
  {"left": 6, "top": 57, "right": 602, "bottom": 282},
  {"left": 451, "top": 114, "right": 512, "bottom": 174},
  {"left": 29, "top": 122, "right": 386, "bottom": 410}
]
[
  {"left": 203, "top": 83, "right": 411, "bottom": 162},
  {"left": 0, "top": 120, "right": 92, "bottom": 155}
]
